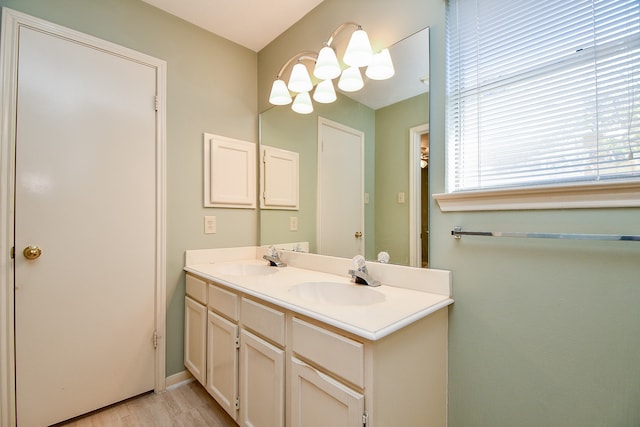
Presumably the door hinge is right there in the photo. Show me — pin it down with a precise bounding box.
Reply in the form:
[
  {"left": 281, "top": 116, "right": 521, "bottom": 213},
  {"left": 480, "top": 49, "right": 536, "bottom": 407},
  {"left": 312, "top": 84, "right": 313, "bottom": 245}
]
[
  {"left": 235, "top": 398, "right": 240, "bottom": 410},
  {"left": 362, "top": 411, "right": 368, "bottom": 427},
  {"left": 234, "top": 337, "right": 240, "bottom": 349},
  {"left": 152, "top": 330, "right": 158, "bottom": 349},
  {"left": 154, "top": 95, "right": 159, "bottom": 111},
  {"left": 10, "top": 246, "right": 15, "bottom": 259}
]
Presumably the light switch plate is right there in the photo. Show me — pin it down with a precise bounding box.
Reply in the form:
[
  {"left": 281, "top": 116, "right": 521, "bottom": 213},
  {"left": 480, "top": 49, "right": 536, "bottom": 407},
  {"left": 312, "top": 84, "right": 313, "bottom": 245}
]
[
  {"left": 290, "top": 216, "right": 298, "bottom": 231},
  {"left": 397, "top": 192, "right": 405, "bottom": 204},
  {"left": 204, "top": 215, "right": 217, "bottom": 234}
]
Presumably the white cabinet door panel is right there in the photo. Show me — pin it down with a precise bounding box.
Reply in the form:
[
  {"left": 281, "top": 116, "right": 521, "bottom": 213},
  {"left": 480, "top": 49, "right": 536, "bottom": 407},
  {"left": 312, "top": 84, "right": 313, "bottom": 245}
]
[
  {"left": 290, "top": 357, "right": 364, "bottom": 427},
  {"left": 185, "top": 297, "right": 207, "bottom": 384},
  {"left": 240, "top": 330, "right": 284, "bottom": 427},
  {"left": 207, "top": 310, "right": 239, "bottom": 421}
]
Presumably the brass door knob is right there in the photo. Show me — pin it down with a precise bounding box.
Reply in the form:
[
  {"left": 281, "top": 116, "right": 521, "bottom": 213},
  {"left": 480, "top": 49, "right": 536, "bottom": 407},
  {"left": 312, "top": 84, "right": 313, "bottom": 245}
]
[
  {"left": 354, "top": 232, "right": 363, "bottom": 238},
  {"left": 23, "top": 245, "right": 42, "bottom": 260}
]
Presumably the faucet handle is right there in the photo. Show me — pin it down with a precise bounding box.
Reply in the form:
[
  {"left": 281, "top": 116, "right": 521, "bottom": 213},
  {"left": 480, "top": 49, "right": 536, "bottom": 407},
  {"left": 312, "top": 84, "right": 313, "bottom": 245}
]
[
  {"left": 377, "top": 251, "right": 390, "bottom": 263},
  {"left": 352, "top": 254, "right": 367, "bottom": 271}
]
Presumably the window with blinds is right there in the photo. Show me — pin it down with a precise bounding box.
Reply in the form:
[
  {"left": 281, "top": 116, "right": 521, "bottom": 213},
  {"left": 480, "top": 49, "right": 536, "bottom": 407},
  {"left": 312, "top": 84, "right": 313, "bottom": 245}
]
[{"left": 445, "top": 0, "right": 640, "bottom": 193}]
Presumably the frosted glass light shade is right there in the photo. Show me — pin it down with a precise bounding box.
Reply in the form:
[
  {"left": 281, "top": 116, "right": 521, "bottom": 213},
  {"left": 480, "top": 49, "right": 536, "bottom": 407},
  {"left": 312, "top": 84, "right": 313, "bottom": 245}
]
[
  {"left": 269, "top": 79, "right": 292, "bottom": 105},
  {"left": 313, "top": 46, "right": 341, "bottom": 80},
  {"left": 365, "top": 48, "right": 395, "bottom": 80},
  {"left": 313, "top": 80, "right": 337, "bottom": 103},
  {"left": 343, "top": 29, "right": 373, "bottom": 67},
  {"left": 292, "top": 92, "right": 313, "bottom": 114},
  {"left": 288, "top": 63, "right": 313, "bottom": 93},
  {"left": 338, "top": 67, "right": 364, "bottom": 92}
]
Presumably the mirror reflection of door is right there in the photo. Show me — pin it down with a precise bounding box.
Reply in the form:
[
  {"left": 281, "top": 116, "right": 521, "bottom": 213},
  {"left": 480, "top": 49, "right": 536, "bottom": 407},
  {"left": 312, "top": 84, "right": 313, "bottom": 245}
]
[
  {"left": 409, "top": 124, "right": 429, "bottom": 267},
  {"left": 317, "top": 118, "right": 365, "bottom": 258},
  {"left": 421, "top": 133, "right": 429, "bottom": 268}
]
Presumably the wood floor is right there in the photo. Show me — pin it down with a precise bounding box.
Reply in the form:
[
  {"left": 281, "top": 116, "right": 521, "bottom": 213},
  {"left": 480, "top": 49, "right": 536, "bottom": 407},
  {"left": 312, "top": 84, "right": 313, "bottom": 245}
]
[{"left": 56, "top": 380, "right": 237, "bottom": 427}]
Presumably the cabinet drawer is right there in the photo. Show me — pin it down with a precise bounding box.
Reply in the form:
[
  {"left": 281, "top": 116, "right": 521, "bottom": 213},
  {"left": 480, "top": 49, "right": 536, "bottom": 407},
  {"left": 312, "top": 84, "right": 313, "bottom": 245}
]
[
  {"left": 241, "top": 297, "right": 285, "bottom": 347},
  {"left": 186, "top": 274, "right": 207, "bottom": 305},
  {"left": 208, "top": 283, "right": 239, "bottom": 321},
  {"left": 291, "top": 318, "right": 364, "bottom": 388}
]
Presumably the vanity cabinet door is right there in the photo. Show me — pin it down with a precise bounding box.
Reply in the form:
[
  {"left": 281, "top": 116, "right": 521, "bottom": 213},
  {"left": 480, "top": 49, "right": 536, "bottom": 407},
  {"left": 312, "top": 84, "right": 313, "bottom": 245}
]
[
  {"left": 290, "top": 357, "right": 364, "bottom": 427},
  {"left": 184, "top": 296, "right": 207, "bottom": 385},
  {"left": 207, "top": 310, "right": 239, "bottom": 421},
  {"left": 239, "top": 329, "right": 284, "bottom": 427}
]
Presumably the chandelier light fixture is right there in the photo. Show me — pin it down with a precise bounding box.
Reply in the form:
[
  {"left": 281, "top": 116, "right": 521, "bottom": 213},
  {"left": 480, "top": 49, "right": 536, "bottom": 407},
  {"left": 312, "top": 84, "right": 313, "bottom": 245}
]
[{"left": 268, "top": 22, "right": 395, "bottom": 114}]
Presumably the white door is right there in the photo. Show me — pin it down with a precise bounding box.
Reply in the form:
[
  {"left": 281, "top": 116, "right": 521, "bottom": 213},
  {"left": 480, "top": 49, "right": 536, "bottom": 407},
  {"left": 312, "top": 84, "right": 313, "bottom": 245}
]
[
  {"left": 12, "top": 22, "right": 160, "bottom": 426},
  {"left": 317, "top": 118, "right": 364, "bottom": 258}
]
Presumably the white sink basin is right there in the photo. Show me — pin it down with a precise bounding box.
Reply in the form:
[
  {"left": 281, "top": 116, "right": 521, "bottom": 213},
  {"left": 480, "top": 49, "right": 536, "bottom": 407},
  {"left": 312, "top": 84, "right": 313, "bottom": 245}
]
[
  {"left": 211, "top": 263, "right": 278, "bottom": 276},
  {"left": 289, "top": 281, "right": 386, "bottom": 306}
]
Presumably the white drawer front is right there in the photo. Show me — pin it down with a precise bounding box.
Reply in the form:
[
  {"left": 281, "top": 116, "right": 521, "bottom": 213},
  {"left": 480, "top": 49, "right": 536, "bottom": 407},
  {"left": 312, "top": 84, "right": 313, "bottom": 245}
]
[
  {"left": 208, "top": 283, "right": 239, "bottom": 321},
  {"left": 241, "top": 297, "right": 285, "bottom": 347},
  {"left": 185, "top": 274, "right": 207, "bottom": 305},
  {"left": 291, "top": 317, "right": 364, "bottom": 388}
]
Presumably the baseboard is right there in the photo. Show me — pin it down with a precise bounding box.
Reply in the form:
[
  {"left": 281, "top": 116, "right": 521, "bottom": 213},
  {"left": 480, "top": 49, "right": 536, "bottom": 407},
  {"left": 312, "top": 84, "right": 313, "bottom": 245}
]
[{"left": 165, "top": 370, "right": 194, "bottom": 390}]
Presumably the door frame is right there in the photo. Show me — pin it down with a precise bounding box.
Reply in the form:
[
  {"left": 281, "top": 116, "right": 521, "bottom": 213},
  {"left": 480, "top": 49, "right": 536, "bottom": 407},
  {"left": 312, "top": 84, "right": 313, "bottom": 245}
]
[
  {"left": 0, "top": 9, "right": 167, "bottom": 426},
  {"left": 409, "top": 124, "right": 429, "bottom": 267},
  {"left": 316, "top": 117, "right": 365, "bottom": 257}
]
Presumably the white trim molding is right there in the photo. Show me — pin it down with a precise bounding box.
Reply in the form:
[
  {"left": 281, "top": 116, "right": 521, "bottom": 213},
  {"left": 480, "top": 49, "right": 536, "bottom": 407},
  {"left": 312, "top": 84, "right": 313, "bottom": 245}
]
[{"left": 434, "top": 180, "right": 640, "bottom": 212}]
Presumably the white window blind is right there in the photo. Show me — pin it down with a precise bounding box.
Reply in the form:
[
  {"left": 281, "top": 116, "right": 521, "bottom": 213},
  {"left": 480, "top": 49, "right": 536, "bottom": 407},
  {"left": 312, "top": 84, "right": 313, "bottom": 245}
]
[{"left": 446, "top": 0, "right": 640, "bottom": 192}]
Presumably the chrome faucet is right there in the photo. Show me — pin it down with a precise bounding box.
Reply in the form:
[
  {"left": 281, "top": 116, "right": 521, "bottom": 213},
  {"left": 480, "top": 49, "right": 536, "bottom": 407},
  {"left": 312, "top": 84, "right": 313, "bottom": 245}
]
[
  {"left": 263, "top": 246, "right": 287, "bottom": 267},
  {"left": 348, "top": 255, "right": 381, "bottom": 287}
]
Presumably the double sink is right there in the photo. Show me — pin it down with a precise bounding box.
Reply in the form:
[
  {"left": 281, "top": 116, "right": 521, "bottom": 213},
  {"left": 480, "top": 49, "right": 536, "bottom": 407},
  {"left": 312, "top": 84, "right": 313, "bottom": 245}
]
[{"left": 209, "top": 261, "right": 385, "bottom": 306}]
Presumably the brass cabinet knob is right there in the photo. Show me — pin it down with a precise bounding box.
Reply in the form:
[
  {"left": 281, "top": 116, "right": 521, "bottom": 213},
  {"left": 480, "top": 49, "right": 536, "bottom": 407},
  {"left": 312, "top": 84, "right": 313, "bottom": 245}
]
[
  {"left": 354, "top": 232, "right": 363, "bottom": 238},
  {"left": 23, "top": 245, "right": 42, "bottom": 260}
]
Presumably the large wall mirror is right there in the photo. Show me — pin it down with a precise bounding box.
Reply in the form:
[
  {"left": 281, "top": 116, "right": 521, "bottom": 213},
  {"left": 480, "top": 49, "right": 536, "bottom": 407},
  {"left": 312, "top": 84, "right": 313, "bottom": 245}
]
[{"left": 260, "top": 28, "right": 429, "bottom": 267}]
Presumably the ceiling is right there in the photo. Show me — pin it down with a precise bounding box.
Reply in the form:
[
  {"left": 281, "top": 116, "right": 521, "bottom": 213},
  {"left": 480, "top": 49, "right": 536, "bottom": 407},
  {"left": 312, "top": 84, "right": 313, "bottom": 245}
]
[{"left": 140, "top": 0, "right": 325, "bottom": 52}]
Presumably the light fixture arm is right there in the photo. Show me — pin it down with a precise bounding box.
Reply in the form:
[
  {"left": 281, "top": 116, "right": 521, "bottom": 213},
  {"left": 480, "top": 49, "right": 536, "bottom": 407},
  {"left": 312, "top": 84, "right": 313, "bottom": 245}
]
[
  {"left": 323, "top": 22, "right": 361, "bottom": 47},
  {"left": 275, "top": 51, "right": 318, "bottom": 79}
]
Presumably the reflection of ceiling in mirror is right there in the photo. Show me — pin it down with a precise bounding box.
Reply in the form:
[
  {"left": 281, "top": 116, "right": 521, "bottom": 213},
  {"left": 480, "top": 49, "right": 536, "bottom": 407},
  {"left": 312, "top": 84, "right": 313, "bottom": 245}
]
[{"left": 343, "top": 28, "right": 429, "bottom": 110}]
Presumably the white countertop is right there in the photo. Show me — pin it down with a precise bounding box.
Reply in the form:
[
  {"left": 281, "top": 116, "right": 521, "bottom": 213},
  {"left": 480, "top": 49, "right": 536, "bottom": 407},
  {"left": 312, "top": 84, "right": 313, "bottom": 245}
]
[{"left": 184, "top": 253, "right": 453, "bottom": 341}]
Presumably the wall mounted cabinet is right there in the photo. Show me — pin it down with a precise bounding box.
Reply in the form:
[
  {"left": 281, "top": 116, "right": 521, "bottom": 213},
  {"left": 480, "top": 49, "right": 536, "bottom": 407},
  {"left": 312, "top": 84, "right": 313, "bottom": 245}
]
[
  {"left": 260, "top": 145, "right": 299, "bottom": 210},
  {"left": 204, "top": 133, "right": 256, "bottom": 208}
]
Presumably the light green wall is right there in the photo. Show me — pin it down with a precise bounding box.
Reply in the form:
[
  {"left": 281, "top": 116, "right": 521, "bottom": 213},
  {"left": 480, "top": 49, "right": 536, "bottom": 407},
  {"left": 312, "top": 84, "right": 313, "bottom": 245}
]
[
  {"left": 0, "top": 0, "right": 258, "bottom": 377},
  {"left": 260, "top": 97, "right": 376, "bottom": 258},
  {"left": 425, "top": 1, "right": 640, "bottom": 426},
  {"left": 260, "top": 0, "right": 640, "bottom": 425},
  {"left": 375, "top": 93, "right": 429, "bottom": 265}
]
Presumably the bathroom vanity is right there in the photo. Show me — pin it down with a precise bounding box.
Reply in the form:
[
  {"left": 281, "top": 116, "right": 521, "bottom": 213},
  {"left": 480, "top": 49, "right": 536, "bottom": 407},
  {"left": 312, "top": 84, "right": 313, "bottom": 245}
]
[{"left": 184, "top": 246, "right": 453, "bottom": 427}]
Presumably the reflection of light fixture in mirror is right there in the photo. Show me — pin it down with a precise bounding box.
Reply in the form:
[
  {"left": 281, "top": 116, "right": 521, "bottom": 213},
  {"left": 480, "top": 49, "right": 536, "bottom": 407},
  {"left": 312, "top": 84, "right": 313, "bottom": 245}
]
[
  {"left": 292, "top": 92, "right": 313, "bottom": 114},
  {"left": 313, "top": 80, "right": 337, "bottom": 103},
  {"left": 365, "top": 48, "right": 395, "bottom": 80},
  {"left": 420, "top": 146, "right": 429, "bottom": 168},
  {"left": 338, "top": 67, "right": 364, "bottom": 92},
  {"left": 268, "top": 22, "right": 394, "bottom": 114}
]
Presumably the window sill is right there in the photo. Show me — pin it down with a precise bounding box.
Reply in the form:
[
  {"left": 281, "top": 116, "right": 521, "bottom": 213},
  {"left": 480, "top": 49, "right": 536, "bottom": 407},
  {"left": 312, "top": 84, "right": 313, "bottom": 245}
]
[{"left": 433, "top": 181, "right": 640, "bottom": 212}]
